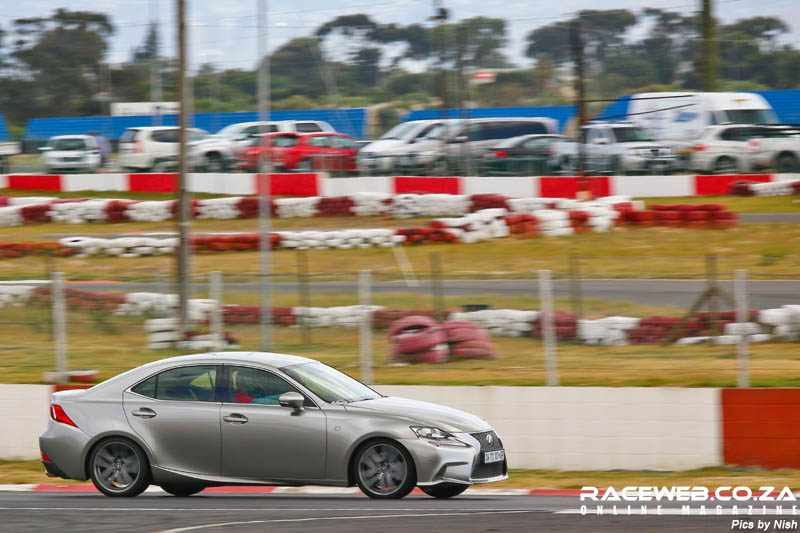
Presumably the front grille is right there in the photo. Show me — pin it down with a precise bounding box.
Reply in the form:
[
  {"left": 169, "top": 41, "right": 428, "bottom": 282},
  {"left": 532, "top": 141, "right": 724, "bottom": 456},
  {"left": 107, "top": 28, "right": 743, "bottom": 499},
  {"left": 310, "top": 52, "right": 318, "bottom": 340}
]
[{"left": 470, "top": 430, "right": 506, "bottom": 480}]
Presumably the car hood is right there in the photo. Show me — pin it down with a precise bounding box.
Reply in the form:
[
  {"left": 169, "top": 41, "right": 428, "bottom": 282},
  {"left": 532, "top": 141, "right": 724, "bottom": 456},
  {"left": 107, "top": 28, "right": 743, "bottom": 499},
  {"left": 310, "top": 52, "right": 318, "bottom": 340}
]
[
  {"left": 358, "top": 139, "right": 407, "bottom": 155},
  {"left": 345, "top": 396, "right": 490, "bottom": 433}
]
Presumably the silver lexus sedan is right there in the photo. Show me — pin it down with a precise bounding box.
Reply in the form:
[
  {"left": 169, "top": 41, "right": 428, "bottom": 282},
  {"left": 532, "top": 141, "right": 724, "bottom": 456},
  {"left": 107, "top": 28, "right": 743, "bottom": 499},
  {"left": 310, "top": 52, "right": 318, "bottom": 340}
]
[{"left": 40, "top": 352, "right": 507, "bottom": 499}]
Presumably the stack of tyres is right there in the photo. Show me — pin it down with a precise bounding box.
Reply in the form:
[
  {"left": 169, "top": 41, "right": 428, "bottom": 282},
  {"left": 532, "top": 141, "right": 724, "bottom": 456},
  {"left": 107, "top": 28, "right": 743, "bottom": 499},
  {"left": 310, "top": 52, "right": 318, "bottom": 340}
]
[
  {"left": 388, "top": 316, "right": 448, "bottom": 363},
  {"left": 442, "top": 320, "right": 497, "bottom": 359}
]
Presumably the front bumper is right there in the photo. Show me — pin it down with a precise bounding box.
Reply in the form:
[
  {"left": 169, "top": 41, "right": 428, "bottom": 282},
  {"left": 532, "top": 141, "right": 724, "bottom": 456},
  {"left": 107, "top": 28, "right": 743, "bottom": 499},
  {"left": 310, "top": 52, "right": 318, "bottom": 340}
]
[{"left": 403, "top": 429, "right": 508, "bottom": 486}]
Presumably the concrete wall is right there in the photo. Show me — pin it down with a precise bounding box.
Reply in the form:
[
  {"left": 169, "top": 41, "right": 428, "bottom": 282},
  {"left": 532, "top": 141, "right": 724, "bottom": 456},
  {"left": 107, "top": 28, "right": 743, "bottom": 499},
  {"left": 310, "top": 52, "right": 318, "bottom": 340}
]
[
  {"left": 0, "top": 385, "right": 52, "bottom": 460},
  {"left": 2, "top": 384, "right": 721, "bottom": 470},
  {"left": 376, "top": 386, "right": 721, "bottom": 470}
]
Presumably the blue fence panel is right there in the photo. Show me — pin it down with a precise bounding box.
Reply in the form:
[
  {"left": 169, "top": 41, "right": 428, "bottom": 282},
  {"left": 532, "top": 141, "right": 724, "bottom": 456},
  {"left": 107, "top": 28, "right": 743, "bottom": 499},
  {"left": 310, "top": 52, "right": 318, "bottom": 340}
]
[
  {"left": 753, "top": 90, "right": 800, "bottom": 124},
  {"left": 0, "top": 112, "right": 9, "bottom": 141},
  {"left": 25, "top": 108, "right": 367, "bottom": 140},
  {"left": 403, "top": 106, "right": 577, "bottom": 133}
]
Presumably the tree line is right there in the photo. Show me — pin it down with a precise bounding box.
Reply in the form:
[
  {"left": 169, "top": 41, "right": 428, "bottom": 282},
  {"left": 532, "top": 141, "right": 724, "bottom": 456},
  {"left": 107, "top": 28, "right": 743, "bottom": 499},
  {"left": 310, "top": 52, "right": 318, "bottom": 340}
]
[{"left": 0, "top": 8, "right": 798, "bottom": 136}]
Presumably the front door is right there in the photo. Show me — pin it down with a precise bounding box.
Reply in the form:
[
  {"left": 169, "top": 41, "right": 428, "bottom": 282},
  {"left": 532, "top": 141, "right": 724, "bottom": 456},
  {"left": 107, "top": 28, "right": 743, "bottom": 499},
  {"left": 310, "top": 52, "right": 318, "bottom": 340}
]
[
  {"left": 123, "top": 364, "right": 222, "bottom": 476},
  {"left": 220, "top": 365, "right": 327, "bottom": 481}
]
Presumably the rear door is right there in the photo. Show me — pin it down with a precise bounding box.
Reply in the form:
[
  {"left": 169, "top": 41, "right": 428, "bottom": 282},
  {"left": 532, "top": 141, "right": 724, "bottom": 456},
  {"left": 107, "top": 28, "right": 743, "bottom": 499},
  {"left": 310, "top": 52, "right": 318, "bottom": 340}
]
[
  {"left": 220, "top": 365, "right": 327, "bottom": 481},
  {"left": 123, "top": 364, "right": 223, "bottom": 476}
]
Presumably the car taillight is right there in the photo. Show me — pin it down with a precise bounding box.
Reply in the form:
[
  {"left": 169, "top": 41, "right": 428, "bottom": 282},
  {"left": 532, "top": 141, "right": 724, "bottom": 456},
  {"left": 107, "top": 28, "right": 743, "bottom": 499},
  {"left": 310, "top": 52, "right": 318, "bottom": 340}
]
[
  {"left": 51, "top": 404, "right": 77, "bottom": 427},
  {"left": 747, "top": 139, "right": 760, "bottom": 150},
  {"left": 493, "top": 151, "right": 509, "bottom": 158},
  {"left": 134, "top": 140, "right": 144, "bottom": 153},
  {"left": 41, "top": 451, "right": 53, "bottom": 462},
  {"left": 693, "top": 144, "right": 707, "bottom": 152}
]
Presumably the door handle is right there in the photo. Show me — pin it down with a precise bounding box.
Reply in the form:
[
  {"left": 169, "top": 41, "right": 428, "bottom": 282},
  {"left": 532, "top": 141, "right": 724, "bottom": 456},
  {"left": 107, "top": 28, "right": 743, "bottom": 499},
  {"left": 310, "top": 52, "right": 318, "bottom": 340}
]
[
  {"left": 222, "top": 413, "right": 248, "bottom": 424},
  {"left": 132, "top": 408, "right": 156, "bottom": 419}
]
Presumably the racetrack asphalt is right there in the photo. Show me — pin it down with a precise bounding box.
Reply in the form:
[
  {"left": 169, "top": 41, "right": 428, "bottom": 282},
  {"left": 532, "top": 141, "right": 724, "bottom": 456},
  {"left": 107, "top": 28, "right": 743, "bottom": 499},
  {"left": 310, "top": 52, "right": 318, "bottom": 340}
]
[
  {"left": 56, "top": 279, "right": 800, "bottom": 310},
  {"left": 0, "top": 492, "right": 761, "bottom": 532}
]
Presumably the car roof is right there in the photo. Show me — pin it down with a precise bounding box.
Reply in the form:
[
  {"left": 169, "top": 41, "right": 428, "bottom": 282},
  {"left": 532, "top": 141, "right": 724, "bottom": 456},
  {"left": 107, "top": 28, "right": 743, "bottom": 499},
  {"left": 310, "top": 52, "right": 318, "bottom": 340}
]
[
  {"left": 151, "top": 351, "right": 315, "bottom": 368},
  {"left": 49, "top": 135, "right": 92, "bottom": 140}
]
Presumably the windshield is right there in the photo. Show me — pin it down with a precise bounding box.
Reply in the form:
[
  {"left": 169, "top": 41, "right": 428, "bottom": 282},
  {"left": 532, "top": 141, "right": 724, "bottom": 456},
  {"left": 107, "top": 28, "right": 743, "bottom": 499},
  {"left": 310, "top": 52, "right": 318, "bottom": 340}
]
[
  {"left": 425, "top": 123, "right": 459, "bottom": 140},
  {"left": 48, "top": 138, "right": 88, "bottom": 151},
  {"left": 721, "top": 109, "right": 778, "bottom": 125},
  {"left": 282, "top": 362, "right": 381, "bottom": 404},
  {"left": 612, "top": 127, "right": 652, "bottom": 143},
  {"left": 380, "top": 121, "right": 417, "bottom": 140}
]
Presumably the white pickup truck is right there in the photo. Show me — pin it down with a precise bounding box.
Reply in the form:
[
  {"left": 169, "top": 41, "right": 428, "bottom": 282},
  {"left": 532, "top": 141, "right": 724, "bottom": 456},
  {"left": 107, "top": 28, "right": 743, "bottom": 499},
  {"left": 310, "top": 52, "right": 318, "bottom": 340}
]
[{"left": 552, "top": 122, "right": 677, "bottom": 175}]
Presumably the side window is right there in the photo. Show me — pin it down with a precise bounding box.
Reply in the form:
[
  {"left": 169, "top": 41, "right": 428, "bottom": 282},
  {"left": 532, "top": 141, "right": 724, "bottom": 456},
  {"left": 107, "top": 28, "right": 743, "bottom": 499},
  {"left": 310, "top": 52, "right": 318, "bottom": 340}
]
[
  {"left": 120, "top": 129, "right": 138, "bottom": 143},
  {"left": 523, "top": 138, "right": 548, "bottom": 150},
  {"left": 228, "top": 366, "right": 299, "bottom": 405},
  {"left": 309, "top": 136, "right": 330, "bottom": 147},
  {"left": 132, "top": 375, "right": 157, "bottom": 398},
  {"left": 466, "top": 123, "right": 487, "bottom": 141},
  {"left": 721, "top": 128, "right": 746, "bottom": 141},
  {"left": 152, "top": 129, "right": 178, "bottom": 143},
  {"left": 155, "top": 365, "right": 218, "bottom": 402},
  {"left": 518, "top": 122, "right": 548, "bottom": 136}
]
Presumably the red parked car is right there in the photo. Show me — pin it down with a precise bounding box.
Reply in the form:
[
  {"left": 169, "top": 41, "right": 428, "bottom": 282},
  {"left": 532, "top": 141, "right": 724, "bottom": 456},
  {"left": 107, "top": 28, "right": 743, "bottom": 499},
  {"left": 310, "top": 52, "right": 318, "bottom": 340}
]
[{"left": 239, "top": 132, "right": 359, "bottom": 174}]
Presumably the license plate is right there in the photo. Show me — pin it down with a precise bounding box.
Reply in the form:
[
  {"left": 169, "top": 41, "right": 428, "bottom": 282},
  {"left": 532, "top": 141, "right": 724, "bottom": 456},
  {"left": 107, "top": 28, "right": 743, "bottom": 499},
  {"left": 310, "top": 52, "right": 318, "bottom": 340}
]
[{"left": 484, "top": 450, "right": 505, "bottom": 463}]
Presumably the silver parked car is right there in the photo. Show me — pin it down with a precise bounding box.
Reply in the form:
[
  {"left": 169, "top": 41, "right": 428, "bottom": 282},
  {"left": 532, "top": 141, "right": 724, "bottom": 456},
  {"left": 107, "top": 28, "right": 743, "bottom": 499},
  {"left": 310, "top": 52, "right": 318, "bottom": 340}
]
[{"left": 40, "top": 352, "right": 507, "bottom": 499}]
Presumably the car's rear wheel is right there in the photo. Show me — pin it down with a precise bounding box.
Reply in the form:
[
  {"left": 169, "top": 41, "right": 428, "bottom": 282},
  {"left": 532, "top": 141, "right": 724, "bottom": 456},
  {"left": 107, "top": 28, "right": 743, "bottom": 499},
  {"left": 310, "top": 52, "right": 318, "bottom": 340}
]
[
  {"left": 89, "top": 438, "right": 150, "bottom": 497},
  {"left": 713, "top": 156, "right": 738, "bottom": 174},
  {"left": 205, "top": 153, "right": 226, "bottom": 173},
  {"left": 420, "top": 483, "right": 469, "bottom": 499},
  {"left": 160, "top": 483, "right": 205, "bottom": 497},
  {"left": 776, "top": 153, "right": 798, "bottom": 173},
  {"left": 354, "top": 439, "right": 416, "bottom": 499}
]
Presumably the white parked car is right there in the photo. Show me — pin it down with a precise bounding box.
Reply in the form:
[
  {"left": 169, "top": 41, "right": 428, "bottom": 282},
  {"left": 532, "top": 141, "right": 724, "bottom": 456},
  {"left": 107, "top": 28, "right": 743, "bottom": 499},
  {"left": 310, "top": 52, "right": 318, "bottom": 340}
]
[
  {"left": 191, "top": 120, "right": 336, "bottom": 172},
  {"left": 40, "top": 135, "right": 102, "bottom": 173},
  {"left": 357, "top": 120, "right": 450, "bottom": 173},
  {"left": 690, "top": 125, "right": 800, "bottom": 174},
  {"left": 118, "top": 127, "right": 209, "bottom": 171}
]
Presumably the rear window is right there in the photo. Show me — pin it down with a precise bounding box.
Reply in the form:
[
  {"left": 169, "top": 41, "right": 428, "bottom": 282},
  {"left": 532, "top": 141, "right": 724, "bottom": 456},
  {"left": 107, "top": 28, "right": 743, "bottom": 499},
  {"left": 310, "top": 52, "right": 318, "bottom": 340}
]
[
  {"left": 295, "top": 122, "right": 323, "bottom": 133},
  {"left": 48, "top": 138, "right": 88, "bottom": 151}
]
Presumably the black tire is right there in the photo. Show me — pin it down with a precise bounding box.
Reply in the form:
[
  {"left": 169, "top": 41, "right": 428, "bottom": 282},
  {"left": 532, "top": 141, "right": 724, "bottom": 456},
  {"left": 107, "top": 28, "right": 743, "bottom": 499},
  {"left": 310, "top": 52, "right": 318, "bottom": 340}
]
[
  {"left": 420, "top": 483, "right": 469, "bottom": 499},
  {"left": 89, "top": 437, "right": 150, "bottom": 497},
  {"left": 776, "top": 153, "right": 799, "bottom": 173},
  {"left": 205, "top": 153, "right": 226, "bottom": 173},
  {"left": 713, "top": 156, "right": 738, "bottom": 174},
  {"left": 353, "top": 438, "right": 416, "bottom": 499},
  {"left": 161, "top": 483, "right": 206, "bottom": 497}
]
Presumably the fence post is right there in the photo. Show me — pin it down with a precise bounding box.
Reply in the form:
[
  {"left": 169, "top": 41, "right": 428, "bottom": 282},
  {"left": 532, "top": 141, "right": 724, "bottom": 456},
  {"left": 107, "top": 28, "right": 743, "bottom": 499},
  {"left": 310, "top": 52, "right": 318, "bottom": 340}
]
[
  {"left": 735, "top": 269, "right": 750, "bottom": 388},
  {"left": 538, "top": 269, "right": 559, "bottom": 386},
  {"left": 429, "top": 252, "right": 445, "bottom": 322},
  {"left": 209, "top": 271, "right": 224, "bottom": 351},
  {"left": 297, "top": 249, "right": 312, "bottom": 344},
  {"left": 359, "top": 270, "right": 373, "bottom": 385},
  {"left": 52, "top": 271, "right": 68, "bottom": 384}
]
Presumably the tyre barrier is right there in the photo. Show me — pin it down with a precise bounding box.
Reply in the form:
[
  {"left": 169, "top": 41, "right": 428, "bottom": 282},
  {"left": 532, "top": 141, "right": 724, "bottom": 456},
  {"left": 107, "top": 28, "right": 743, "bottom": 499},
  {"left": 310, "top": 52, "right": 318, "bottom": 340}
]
[
  {"left": 389, "top": 315, "right": 449, "bottom": 364},
  {"left": 443, "top": 320, "right": 496, "bottom": 360},
  {"left": 145, "top": 317, "right": 240, "bottom": 350},
  {"left": 12, "top": 283, "right": 797, "bottom": 346},
  {"left": 729, "top": 178, "right": 800, "bottom": 196}
]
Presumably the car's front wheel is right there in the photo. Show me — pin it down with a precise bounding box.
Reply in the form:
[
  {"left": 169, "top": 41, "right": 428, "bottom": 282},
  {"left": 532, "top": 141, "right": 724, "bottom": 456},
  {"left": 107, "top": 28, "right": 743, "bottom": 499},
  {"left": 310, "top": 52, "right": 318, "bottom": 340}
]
[
  {"left": 354, "top": 439, "right": 416, "bottom": 499},
  {"left": 160, "top": 484, "right": 205, "bottom": 497},
  {"left": 89, "top": 438, "right": 150, "bottom": 497},
  {"left": 420, "top": 483, "right": 469, "bottom": 499}
]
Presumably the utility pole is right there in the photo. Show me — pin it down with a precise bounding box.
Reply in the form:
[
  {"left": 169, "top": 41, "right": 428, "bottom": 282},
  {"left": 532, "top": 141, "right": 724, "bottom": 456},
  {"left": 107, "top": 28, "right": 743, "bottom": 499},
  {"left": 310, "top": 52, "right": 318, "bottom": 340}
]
[
  {"left": 257, "top": 0, "right": 274, "bottom": 351},
  {"left": 700, "top": 0, "right": 717, "bottom": 91},
  {"left": 150, "top": 0, "right": 162, "bottom": 126},
  {"left": 175, "top": 0, "right": 191, "bottom": 340},
  {"left": 429, "top": 1, "right": 449, "bottom": 174},
  {"left": 570, "top": 18, "right": 590, "bottom": 200}
]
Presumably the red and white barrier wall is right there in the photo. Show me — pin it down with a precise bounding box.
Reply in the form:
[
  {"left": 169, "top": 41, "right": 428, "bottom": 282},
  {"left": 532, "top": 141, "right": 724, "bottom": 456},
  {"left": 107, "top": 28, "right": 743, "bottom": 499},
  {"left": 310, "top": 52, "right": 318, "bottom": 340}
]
[
  {"left": 0, "top": 172, "right": 792, "bottom": 198},
  {"left": 4, "top": 383, "right": 798, "bottom": 471}
]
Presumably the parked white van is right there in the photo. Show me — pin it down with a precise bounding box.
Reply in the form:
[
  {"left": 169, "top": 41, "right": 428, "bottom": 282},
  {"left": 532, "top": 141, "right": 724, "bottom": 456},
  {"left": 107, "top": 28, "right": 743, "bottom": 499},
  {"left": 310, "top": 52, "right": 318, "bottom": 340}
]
[{"left": 627, "top": 92, "right": 778, "bottom": 160}]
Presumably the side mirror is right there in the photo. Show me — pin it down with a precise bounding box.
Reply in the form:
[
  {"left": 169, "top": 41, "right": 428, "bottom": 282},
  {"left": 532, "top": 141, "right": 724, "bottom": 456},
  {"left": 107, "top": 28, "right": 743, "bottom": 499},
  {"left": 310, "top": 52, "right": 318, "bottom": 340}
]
[
  {"left": 454, "top": 135, "right": 468, "bottom": 143},
  {"left": 39, "top": 146, "right": 52, "bottom": 152},
  {"left": 279, "top": 391, "right": 305, "bottom": 413},
  {"left": 595, "top": 138, "right": 609, "bottom": 145},
  {"left": 234, "top": 134, "right": 248, "bottom": 141}
]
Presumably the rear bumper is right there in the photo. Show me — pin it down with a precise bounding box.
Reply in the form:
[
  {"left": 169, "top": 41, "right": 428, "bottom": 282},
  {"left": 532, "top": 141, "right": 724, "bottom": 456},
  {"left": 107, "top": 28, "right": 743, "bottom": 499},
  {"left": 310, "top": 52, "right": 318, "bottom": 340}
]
[{"left": 39, "top": 420, "right": 91, "bottom": 481}]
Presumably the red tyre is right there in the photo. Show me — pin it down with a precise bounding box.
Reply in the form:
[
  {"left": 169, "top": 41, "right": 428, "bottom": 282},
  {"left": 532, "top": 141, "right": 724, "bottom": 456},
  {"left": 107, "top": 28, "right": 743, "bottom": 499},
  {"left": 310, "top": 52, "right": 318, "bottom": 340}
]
[
  {"left": 389, "top": 315, "right": 439, "bottom": 337},
  {"left": 392, "top": 328, "right": 446, "bottom": 353}
]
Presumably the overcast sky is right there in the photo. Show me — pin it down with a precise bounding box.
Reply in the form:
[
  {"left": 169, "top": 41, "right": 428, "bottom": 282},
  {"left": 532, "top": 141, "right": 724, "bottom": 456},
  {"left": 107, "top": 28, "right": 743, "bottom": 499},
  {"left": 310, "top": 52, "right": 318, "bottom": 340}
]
[{"left": 4, "top": 0, "right": 800, "bottom": 71}]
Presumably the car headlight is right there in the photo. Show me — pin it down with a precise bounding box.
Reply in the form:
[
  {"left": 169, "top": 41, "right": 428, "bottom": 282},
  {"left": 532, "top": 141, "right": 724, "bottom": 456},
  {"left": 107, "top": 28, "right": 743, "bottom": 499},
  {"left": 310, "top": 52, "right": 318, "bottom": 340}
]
[{"left": 410, "top": 426, "right": 469, "bottom": 446}]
